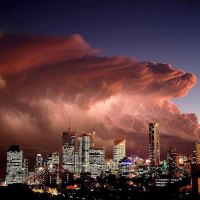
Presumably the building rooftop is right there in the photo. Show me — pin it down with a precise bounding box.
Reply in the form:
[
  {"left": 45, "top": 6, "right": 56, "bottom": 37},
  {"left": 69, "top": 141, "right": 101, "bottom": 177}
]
[
  {"left": 114, "top": 139, "right": 125, "bottom": 145},
  {"left": 79, "top": 132, "right": 92, "bottom": 137},
  {"left": 8, "top": 145, "right": 21, "bottom": 152},
  {"left": 63, "top": 131, "right": 75, "bottom": 136}
]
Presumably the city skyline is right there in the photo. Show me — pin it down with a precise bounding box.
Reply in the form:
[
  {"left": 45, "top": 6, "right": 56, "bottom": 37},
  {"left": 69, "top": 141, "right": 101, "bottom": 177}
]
[
  {"left": 3, "top": 119, "right": 195, "bottom": 199},
  {"left": 4, "top": 121, "right": 188, "bottom": 185},
  {"left": 3, "top": 121, "right": 194, "bottom": 199},
  {"left": 2, "top": 121, "right": 192, "bottom": 180},
  {"left": 0, "top": 0, "right": 200, "bottom": 180}
]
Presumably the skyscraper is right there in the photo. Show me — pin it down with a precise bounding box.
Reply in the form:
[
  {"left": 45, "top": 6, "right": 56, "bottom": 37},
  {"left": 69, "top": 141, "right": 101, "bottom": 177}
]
[
  {"left": 47, "top": 152, "right": 59, "bottom": 172},
  {"left": 35, "top": 154, "right": 44, "bottom": 173},
  {"left": 196, "top": 142, "right": 200, "bottom": 164},
  {"left": 22, "top": 158, "right": 28, "bottom": 183},
  {"left": 52, "top": 152, "right": 59, "bottom": 165},
  {"left": 113, "top": 139, "right": 126, "bottom": 170},
  {"left": 149, "top": 123, "right": 160, "bottom": 166},
  {"left": 74, "top": 152, "right": 80, "bottom": 175},
  {"left": 45, "top": 152, "right": 59, "bottom": 186},
  {"left": 62, "top": 131, "right": 75, "bottom": 172},
  {"left": 6, "top": 145, "right": 23, "bottom": 185},
  {"left": 89, "top": 147, "right": 105, "bottom": 177},
  {"left": 78, "top": 132, "right": 91, "bottom": 173}
]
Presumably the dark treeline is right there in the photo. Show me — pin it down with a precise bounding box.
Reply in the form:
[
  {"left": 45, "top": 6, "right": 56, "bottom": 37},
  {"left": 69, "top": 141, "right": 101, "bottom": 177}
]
[{"left": 0, "top": 183, "right": 200, "bottom": 200}]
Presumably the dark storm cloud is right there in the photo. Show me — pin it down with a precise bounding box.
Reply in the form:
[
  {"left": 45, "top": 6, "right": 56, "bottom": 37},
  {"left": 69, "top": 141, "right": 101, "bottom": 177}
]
[{"left": 0, "top": 34, "right": 199, "bottom": 172}]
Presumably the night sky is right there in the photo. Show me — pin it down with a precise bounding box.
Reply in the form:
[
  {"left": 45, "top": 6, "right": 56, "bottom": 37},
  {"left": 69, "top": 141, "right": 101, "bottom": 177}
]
[{"left": 0, "top": 0, "right": 200, "bottom": 177}]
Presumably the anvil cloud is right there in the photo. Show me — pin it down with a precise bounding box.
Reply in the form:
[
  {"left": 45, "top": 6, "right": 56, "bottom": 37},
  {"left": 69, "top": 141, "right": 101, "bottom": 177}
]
[{"left": 0, "top": 34, "right": 199, "bottom": 174}]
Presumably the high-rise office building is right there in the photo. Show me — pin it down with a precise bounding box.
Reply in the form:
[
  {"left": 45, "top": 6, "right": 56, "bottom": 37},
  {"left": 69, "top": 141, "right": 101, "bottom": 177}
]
[
  {"left": 22, "top": 158, "right": 28, "bottom": 183},
  {"left": 89, "top": 147, "right": 105, "bottom": 177},
  {"left": 52, "top": 152, "right": 59, "bottom": 165},
  {"left": 113, "top": 139, "right": 126, "bottom": 170},
  {"left": 118, "top": 157, "right": 132, "bottom": 175},
  {"left": 45, "top": 152, "right": 59, "bottom": 186},
  {"left": 78, "top": 133, "right": 91, "bottom": 173},
  {"left": 47, "top": 153, "right": 53, "bottom": 169},
  {"left": 191, "top": 150, "right": 196, "bottom": 164},
  {"left": 74, "top": 152, "right": 80, "bottom": 175},
  {"left": 89, "top": 147, "right": 105, "bottom": 164},
  {"left": 149, "top": 123, "right": 160, "bottom": 166},
  {"left": 46, "top": 152, "right": 59, "bottom": 172},
  {"left": 36, "top": 154, "right": 43, "bottom": 167},
  {"left": 77, "top": 129, "right": 105, "bottom": 176},
  {"left": 77, "top": 137, "right": 83, "bottom": 174},
  {"left": 6, "top": 145, "right": 23, "bottom": 185},
  {"left": 35, "top": 154, "right": 44, "bottom": 174},
  {"left": 105, "top": 159, "right": 115, "bottom": 172},
  {"left": 62, "top": 131, "right": 75, "bottom": 173},
  {"left": 196, "top": 142, "right": 200, "bottom": 164}
]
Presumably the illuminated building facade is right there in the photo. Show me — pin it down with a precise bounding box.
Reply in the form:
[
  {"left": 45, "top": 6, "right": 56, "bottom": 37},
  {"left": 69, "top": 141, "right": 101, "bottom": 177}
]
[
  {"left": 191, "top": 150, "right": 196, "bottom": 164},
  {"left": 118, "top": 157, "right": 132, "bottom": 175},
  {"left": 78, "top": 133, "right": 91, "bottom": 173},
  {"left": 149, "top": 123, "right": 160, "bottom": 166},
  {"left": 52, "top": 152, "right": 59, "bottom": 165},
  {"left": 62, "top": 131, "right": 75, "bottom": 172},
  {"left": 77, "top": 131, "right": 102, "bottom": 175},
  {"left": 36, "top": 154, "right": 43, "bottom": 167},
  {"left": 113, "top": 139, "right": 126, "bottom": 170},
  {"left": 178, "top": 154, "right": 188, "bottom": 170},
  {"left": 74, "top": 152, "right": 80, "bottom": 175},
  {"left": 105, "top": 159, "right": 115, "bottom": 172},
  {"left": 35, "top": 154, "right": 44, "bottom": 173},
  {"left": 132, "top": 155, "right": 144, "bottom": 166},
  {"left": 89, "top": 147, "right": 105, "bottom": 177},
  {"left": 6, "top": 145, "right": 23, "bottom": 185},
  {"left": 47, "top": 152, "right": 59, "bottom": 172},
  {"left": 22, "top": 158, "right": 29, "bottom": 183},
  {"left": 196, "top": 142, "right": 200, "bottom": 164},
  {"left": 44, "top": 152, "right": 60, "bottom": 186}
]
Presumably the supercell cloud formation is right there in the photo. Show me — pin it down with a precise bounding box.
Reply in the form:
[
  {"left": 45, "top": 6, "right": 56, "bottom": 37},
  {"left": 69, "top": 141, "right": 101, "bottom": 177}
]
[{"left": 0, "top": 34, "right": 199, "bottom": 172}]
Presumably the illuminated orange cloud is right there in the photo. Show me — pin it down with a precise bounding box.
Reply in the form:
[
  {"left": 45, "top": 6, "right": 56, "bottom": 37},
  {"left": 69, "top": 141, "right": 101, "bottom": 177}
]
[
  {"left": 0, "top": 75, "right": 6, "bottom": 88},
  {"left": 0, "top": 34, "right": 94, "bottom": 75}
]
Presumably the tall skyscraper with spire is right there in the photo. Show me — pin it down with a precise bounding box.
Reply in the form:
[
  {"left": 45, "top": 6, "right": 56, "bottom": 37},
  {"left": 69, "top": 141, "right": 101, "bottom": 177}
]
[
  {"left": 62, "top": 119, "right": 75, "bottom": 172},
  {"left": 149, "top": 123, "right": 160, "bottom": 166}
]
